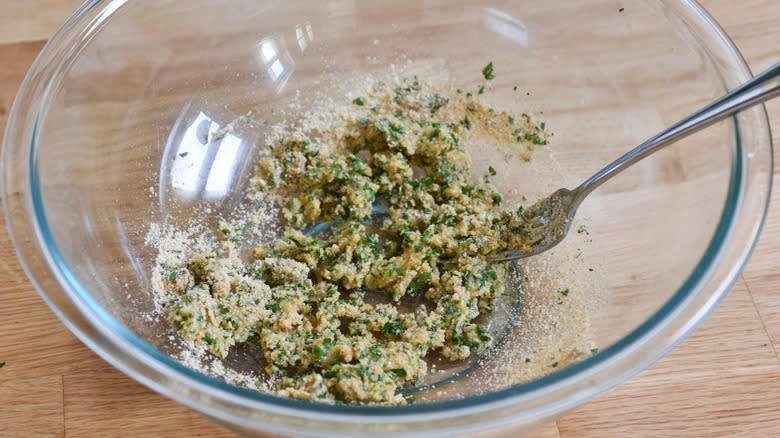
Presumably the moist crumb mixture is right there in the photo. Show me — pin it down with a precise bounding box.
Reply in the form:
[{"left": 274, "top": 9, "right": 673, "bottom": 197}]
[{"left": 151, "top": 66, "right": 553, "bottom": 404}]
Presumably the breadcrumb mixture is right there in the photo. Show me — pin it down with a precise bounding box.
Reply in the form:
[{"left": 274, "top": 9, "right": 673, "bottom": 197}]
[{"left": 151, "top": 69, "right": 562, "bottom": 405}]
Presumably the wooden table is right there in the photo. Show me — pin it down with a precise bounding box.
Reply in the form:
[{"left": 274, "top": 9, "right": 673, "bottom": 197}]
[{"left": 0, "top": 1, "right": 777, "bottom": 437}]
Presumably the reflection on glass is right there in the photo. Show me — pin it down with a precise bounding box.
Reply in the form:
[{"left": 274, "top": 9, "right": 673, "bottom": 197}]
[
  {"left": 260, "top": 39, "right": 277, "bottom": 63},
  {"left": 268, "top": 60, "right": 285, "bottom": 81},
  {"left": 168, "top": 111, "right": 246, "bottom": 202},
  {"left": 295, "top": 22, "right": 314, "bottom": 51},
  {"left": 257, "top": 36, "right": 295, "bottom": 92},
  {"left": 483, "top": 8, "right": 529, "bottom": 46},
  {"left": 170, "top": 112, "right": 210, "bottom": 200},
  {"left": 204, "top": 131, "right": 242, "bottom": 198}
]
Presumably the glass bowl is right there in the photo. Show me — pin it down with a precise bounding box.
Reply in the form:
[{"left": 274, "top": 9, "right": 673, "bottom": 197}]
[{"left": 1, "top": 0, "right": 772, "bottom": 436}]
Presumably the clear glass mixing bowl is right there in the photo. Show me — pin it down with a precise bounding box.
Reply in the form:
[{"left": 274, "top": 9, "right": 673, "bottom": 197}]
[{"left": 1, "top": 0, "right": 772, "bottom": 436}]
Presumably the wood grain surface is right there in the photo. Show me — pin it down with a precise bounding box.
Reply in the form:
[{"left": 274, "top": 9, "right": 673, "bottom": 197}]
[{"left": 0, "top": 1, "right": 778, "bottom": 437}]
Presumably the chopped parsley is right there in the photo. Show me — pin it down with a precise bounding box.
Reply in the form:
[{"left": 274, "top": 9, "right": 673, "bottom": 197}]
[
  {"left": 461, "top": 115, "right": 471, "bottom": 130},
  {"left": 154, "top": 70, "right": 556, "bottom": 406},
  {"left": 482, "top": 61, "right": 495, "bottom": 80}
]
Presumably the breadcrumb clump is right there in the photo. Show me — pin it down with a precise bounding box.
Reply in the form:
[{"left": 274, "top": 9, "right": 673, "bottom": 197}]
[{"left": 152, "top": 71, "right": 552, "bottom": 404}]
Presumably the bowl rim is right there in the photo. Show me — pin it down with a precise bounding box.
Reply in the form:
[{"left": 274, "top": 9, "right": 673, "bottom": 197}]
[{"left": 3, "top": 0, "right": 774, "bottom": 432}]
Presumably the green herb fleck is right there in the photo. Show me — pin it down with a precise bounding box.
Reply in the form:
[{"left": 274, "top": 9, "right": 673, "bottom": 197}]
[
  {"left": 382, "top": 320, "right": 404, "bottom": 336},
  {"left": 478, "top": 85, "right": 485, "bottom": 95},
  {"left": 350, "top": 156, "right": 366, "bottom": 172},
  {"left": 178, "top": 152, "right": 189, "bottom": 158},
  {"left": 619, "top": 7, "right": 624, "bottom": 12},
  {"left": 389, "top": 368, "right": 407, "bottom": 378},
  {"left": 482, "top": 61, "right": 495, "bottom": 80},
  {"left": 352, "top": 97, "right": 365, "bottom": 106},
  {"left": 558, "top": 288, "right": 570, "bottom": 296},
  {"left": 428, "top": 93, "right": 449, "bottom": 114}
]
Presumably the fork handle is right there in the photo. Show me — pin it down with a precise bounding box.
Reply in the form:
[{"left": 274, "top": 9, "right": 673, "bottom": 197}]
[{"left": 571, "top": 61, "right": 780, "bottom": 208}]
